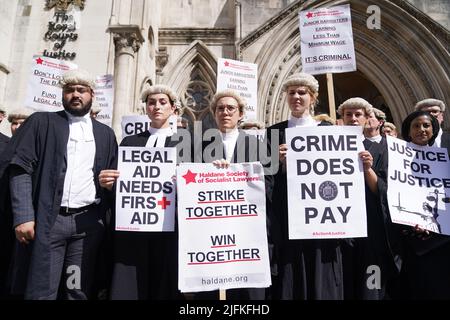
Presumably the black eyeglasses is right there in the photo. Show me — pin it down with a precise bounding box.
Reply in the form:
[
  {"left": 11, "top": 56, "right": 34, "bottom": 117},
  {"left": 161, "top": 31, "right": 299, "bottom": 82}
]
[{"left": 216, "top": 105, "right": 238, "bottom": 114}]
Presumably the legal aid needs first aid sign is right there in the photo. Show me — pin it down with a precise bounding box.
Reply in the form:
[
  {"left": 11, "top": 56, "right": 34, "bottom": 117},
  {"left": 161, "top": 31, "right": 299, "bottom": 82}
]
[
  {"left": 115, "top": 146, "right": 176, "bottom": 232},
  {"left": 177, "top": 162, "right": 271, "bottom": 293}
]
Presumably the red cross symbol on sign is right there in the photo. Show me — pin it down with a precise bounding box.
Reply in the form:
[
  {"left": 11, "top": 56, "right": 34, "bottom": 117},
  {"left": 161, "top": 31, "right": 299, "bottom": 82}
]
[{"left": 158, "top": 197, "right": 171, "bottom": 209}]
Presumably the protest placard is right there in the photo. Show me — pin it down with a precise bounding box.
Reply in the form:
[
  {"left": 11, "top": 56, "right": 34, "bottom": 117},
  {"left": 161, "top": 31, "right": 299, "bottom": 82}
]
[
  {"left": 217, "top": 58, "right": 258, "bottom": 121},
  {"left": 177, "top": 162, "right": 271, "bottom": 292},
  {"left": 115, "top": 146, "right": 176, "bottom": 232},
  {"left": 387, "top": 136, "right": 450, "bottom": 234},
  {"left": 24, "top": 55, "right": 77, "bottom": 112},
  {"left": 286, "top": 126, "right": 367, "bottom": 239},
  {"left": 299, "top": 4, "right": 356, "bottom": 75}
]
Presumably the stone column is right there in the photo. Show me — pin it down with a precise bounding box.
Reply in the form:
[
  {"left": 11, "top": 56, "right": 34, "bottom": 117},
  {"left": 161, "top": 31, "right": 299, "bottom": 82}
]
[
  {"left": 107, "top": 25, "right": 144, "bottom": 139},
  {"left": 234, "top": 1, "right": 242, "bottom": 59}
]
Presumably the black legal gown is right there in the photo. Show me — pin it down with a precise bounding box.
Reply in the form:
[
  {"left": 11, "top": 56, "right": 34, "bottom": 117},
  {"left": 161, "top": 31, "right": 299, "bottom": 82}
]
[
  {"left": 0, "top": 111, "right": 117, "bottom": 299},
  {"left": 265, "top": 120, "right": 345, "bottom": 300},
  {"left": 193, "top": 130, "right": 274, "bottom": 300},
  {"left": 342, "top": 138, "right": 403, "bottom": 300},
  {"left": 109, "top": 130, "right": 189, "bottom": 300},
  {"left": 398, "top": 132, "right": 450, "bottom": 299}
]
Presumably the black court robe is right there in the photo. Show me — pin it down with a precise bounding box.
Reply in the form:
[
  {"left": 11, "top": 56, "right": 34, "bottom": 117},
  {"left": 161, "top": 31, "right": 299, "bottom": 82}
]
[
  {"left": 398, "top": 131, "right": 450, "bottom": 299},
  {"left": 193, "top": 130, "right": 274, "bottom": 300},
  {"left": 266, "top": 120, "right": 344, "bottom": 300},
  {"left": 109, "top": 130, "right": 189, "bottom": 300},
  {"left": 0, "top": 111, "right": 117, "bottom": 299},
  {"left": 0, "top": 132, "right": 10, "bottom": 154},
  {"left": 0, "top": 134, "right": 13, "bottom": 297},
  {"left": 441, "top": 131, "right": 450, "bottom": 157},
  {"left": 343, "top": 138, "right": 403, "bottom": 300}
]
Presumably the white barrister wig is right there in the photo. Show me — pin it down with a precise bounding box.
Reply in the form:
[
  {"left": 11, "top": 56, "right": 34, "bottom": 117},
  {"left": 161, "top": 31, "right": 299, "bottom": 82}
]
[
  {"left": 337, "top": 97, "right": 373, "bottom": 116},
  {"left": 282, "top": 72, "right": 319, "bottom": 94},
  {"left": 59, "top": 69, "right": 96, "bottom": 90},
  {"left": 7, "top": 107, "right": 34, "bottom": 122},
  {"left": 414, "top": 98, "right": 446, "bottom": 112},
  {"left": 141, "top": 84, "right": 179, "bottom": 105},
  {"left": 210, "top": 89, "right": 247, "bottom": 113}
]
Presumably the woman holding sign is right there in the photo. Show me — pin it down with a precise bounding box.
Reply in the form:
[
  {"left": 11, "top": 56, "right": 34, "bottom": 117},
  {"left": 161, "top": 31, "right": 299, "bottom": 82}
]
[
  {"left": 99, "top": 84, "right": 188, "bottom": 300},
  {"left": 265, "top": 73, "right": 344, "bottom": 300},
  {"left": 193, "top": 89, "right": 273, "bottom": 300},
  {"left": 399, "top": 110, "right": 450, "bottom": 299}
]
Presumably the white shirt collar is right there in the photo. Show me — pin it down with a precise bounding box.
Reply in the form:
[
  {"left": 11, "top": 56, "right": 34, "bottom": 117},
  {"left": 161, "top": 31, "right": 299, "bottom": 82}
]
[
  {"left": 366, "top": 135, "right": 382, "bottom": 143},
  {"left": 65, "top": 111, "right": 93, "bottom": 141},
  {"left": 221, "top": 128, "right": 240, "bottom": 141},
  {"left": 148, "top": 126, "right": 173, "bottom": 136},
  {"left": 65, "top": 111, "right": 91, "bottom": 123},
  {"left": 288, "top": 114, "right": 318, "bottom": 128},
  {"left": 433, "top": 128, "right": 443, "bottom": 147}
]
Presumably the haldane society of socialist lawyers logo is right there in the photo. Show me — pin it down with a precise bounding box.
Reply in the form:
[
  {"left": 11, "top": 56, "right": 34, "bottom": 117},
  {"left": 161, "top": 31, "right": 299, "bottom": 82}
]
[{"left": 318, "top": 181, "right": 338, "bottom": 201}]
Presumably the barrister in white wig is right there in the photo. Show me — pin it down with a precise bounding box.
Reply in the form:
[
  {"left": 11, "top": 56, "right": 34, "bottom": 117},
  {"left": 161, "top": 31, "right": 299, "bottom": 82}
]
[
  {"left": 7, "top": 107, "right": 34, "bottom": 135},
  {"left": 192, "top": 89, "right": 273, "bottom": 300},
  {"left": 338, "top": 97, "right": 402, "bottom": 300},
  {"left": 2, "top": 68, "right": 118, "bottom": 299},
  {"left": 414, "top": 98, "right": 449, "bottom": 156},
  {"left": 101, "top": 84, "right": 187, "bottom": 300},
  {"left": 265, "top": 72, "right": 345, "bottom": 300}
]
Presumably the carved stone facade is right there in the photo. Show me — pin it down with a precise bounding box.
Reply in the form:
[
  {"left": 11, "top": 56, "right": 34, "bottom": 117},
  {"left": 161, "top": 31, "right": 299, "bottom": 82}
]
[
  {"left": 0, "top": 0, "right": 448, "bottom": 136},
  {"left": 45, "top": 0, "right": 86, "bottom": 11}
]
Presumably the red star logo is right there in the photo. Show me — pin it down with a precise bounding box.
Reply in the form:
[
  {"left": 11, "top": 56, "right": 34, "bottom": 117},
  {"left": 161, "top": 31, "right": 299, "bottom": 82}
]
[
  {"left": 224, "top": 61, "right": 229, "bottom": 67},
  {"left": 182, "top": 170, "right": 197, "bottom": 184},
  {"left": 306, "top": 12, "right": 313, "bottom": 18},
  {"left": 36, "top": 57, "right": 44, "bottom": 64},
  {"left": 157, "top": 197, "right": 171, "bottom": 210}
]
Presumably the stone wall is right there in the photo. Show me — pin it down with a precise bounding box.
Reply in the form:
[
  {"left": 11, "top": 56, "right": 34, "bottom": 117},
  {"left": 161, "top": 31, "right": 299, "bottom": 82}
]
[{"left": 407, "top": 0, "right": 449, "bottom": 29}]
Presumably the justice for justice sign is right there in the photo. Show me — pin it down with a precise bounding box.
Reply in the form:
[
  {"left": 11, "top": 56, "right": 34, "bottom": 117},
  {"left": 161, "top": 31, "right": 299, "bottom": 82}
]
[
  {"left": 177, "top": 162, "right": 271, "bottom": 293},
  {"left": 387, "top": 136, "right": 450, "bottom": 234},
  {"left": 24, "top": 55, "right": 77, "bottom": 112},
  {"left": 286, "top": 126, "right": 367, "bottom": 239},
  {"left": 115, "top": 146, "right": 177, "bottom": 232}
]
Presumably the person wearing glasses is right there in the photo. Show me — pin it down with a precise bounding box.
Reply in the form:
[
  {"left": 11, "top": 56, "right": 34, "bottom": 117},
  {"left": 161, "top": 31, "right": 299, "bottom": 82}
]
[
  {"left": 194, "top": 89, "right": 272, "bottom": 299},
  {"left": 414, "top": 98, "right": 449, "bottom": 156}
]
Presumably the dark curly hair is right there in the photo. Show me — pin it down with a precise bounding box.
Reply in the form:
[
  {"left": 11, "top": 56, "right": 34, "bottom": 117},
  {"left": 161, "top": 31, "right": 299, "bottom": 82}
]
[{"left": 401, "top": 111, "right": 439, "bottom": 146}]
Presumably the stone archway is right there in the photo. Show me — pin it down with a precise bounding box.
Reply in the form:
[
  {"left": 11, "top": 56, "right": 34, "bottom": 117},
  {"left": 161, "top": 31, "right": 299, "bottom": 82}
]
[
  {"left": 239, "top": 0, "right": 449, "bottom": 130},
  {"left": 161, "top": 40, "right": 218, "bottom": 129}
]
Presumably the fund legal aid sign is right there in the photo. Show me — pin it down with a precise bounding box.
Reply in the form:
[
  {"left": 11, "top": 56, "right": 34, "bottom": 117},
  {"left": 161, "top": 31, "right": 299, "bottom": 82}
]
[
  {"left": 286, "top": 126, "right": 367, "bottom": 239},
  {"left": 387, "top": 137, "right": 450, "bottom": 234},
  {"left": 177, "top": 162, "right": 271, "bottom": 292},
  {"left": 299, "top": 4, "right": 356, "bottom": 75},
  {"left": 115, "top": 146, "right": 176, "bottom": 232},
  {"left": 25, "top": 55, "right": 77, "bottom": 112}
]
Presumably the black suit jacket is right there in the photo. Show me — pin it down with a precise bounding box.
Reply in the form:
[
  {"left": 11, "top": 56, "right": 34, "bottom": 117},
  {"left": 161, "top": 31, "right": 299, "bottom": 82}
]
[
  {"left": 0, "top": 133, "right": 10, "bottom": 155},
  {"left": 440, "top": 131, "right": 450, "bottom": 157}
]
